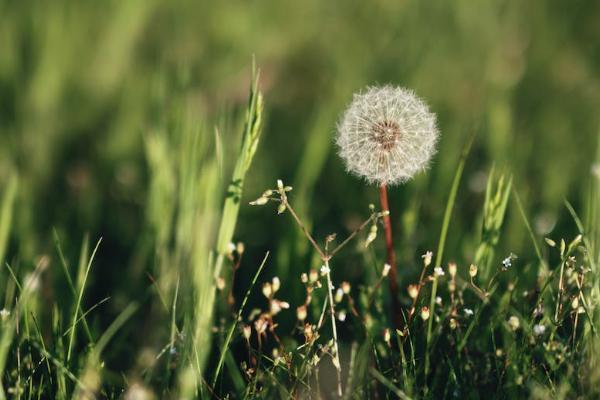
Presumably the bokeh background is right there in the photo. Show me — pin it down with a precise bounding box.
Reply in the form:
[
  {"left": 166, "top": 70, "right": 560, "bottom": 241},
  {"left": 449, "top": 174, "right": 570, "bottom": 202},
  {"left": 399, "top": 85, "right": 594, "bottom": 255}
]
[{"left": 1, "top": 0, "right": 599, "bottom": 377}]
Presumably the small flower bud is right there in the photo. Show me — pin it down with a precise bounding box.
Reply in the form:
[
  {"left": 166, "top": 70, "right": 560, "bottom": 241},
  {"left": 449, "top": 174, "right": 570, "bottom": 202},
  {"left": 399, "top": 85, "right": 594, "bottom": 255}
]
[
  {"left": 300, "top": 273, "right": 308, "bottom": 283},
  {"left": 272, "top": 277, "right": 281, "bottom": 293},
  {"left": 250, "top": 196, "right": 269, "bottom": 206},
  {"left": 365, "top": 224, "right": 377, "bottom": 248},
  {"left": 449, "top": 318, "right": 458, "bottom": 330},
  {"left": 296, "top": 305, "right": 307, "bottom": 321},
  {"left": 407, "top": 284, "right": 419, "bottom": 299},
  {"left": 448, "top": 262, "right": 457, "bottom": 277},
  {"left": 469, "top": 264, "right": 478, "bottom": 278},
  {"left": 434, "top": 266, "right": 445, "bottom": 277},
  {"left": 508, "top": 316, "right": 520, "bottom": 331},
  {"left": 277, "top": 203, "right": 287, "bottom": 214},
  {"left": 422, "top": 251, "right": 433, "bottom": 267},
  {"left": 341, "top": 281, "right": 351, "bottom": 294},
  {"left": 242, "top": 325, "right": 252, "bottom": 341},
  {"left": 545, "top": 238, "right": 556, "bottom": 247},
  {"left": 262, "top": 282, "right": 272, "bottom": 298},
  {"left": 571, "top": 297, "right": 579, "bottom": 309},
  {"left": 236, "top": 242, "right": 245, "bottom": 255},
  {"left": 320, "top": 265, "right": 330, "bottom": 276},
  {"left": 382, "top": 263, "right": 391, "bottom": 277},
  {"left": 309, "top": 269, "right": 318, "bottom": 283},
  {"left": 420, "top": 306, "right": 430, "bottom": 321},
  {"left": 337, "top": 310, "right": 347, "bottom": 322},
  {"left": 335, "top": 288, "right": 344, "bottom": 303},
  {"left": 383, "top": 328, "right": 391, "bottom": 344}
]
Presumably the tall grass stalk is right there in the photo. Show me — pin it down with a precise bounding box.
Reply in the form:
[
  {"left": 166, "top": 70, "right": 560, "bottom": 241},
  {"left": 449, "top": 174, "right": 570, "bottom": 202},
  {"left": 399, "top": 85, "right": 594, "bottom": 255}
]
[{"left": 424, "top": 133, "right": 474, "bottom": 380}]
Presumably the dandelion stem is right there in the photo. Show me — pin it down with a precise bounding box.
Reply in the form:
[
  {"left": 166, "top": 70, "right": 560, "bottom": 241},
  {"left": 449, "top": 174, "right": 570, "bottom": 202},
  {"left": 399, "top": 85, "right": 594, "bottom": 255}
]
[{"left": 379, "top": 184, "right": 402, "bottom": 330}]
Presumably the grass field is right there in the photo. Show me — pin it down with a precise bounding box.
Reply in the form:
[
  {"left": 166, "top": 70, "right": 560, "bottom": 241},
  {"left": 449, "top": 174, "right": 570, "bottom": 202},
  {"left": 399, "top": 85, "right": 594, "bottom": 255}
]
[{"left": 0, "top": 1, "right": 599, "bottom": 398}]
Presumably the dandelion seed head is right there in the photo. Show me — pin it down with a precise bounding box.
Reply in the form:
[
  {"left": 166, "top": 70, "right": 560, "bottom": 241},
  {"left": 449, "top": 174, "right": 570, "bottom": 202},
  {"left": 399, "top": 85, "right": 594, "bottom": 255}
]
[{"left": 336, "top": 85, "right": 439, "bottom": 185}]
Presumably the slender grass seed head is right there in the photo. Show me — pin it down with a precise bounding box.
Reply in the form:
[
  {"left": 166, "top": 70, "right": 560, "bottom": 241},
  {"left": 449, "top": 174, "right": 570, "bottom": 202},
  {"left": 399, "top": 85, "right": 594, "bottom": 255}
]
[{"left": 336, "top": 85, "right": 439, "bottom": 185}]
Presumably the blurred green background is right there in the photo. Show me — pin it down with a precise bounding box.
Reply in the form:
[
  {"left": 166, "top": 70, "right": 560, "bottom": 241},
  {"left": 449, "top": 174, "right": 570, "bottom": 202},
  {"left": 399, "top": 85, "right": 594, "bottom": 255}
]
[{"left": 0, "top": 0, "right": 599, "bottom": 375}]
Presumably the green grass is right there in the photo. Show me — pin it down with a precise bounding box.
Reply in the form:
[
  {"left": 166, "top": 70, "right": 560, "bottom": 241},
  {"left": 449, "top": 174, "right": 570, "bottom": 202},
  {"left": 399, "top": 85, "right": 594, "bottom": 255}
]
[{"left": 0, "top": 1, "right": 599, "bottom": 398}]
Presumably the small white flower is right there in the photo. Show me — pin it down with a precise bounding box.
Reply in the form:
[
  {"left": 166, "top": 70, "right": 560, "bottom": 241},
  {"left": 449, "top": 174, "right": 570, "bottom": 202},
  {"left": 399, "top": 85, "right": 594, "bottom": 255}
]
[
  {"left": 337, "top": 310, "right": 347, "bottom": 322},
  {"left": 320, "top": 265, "right": 330, "bottom": 276},
  {"left": 435, "top": 296, "right": 442, "bottom": 306},
  {"left": 508, "top": 316, "right": 520, "bottom": 331},
  {"left": 533, "top": 324, "right": 546, "bottom": 336},
  {"left": 336, "top": 85, "right": 439, "bottom": 185},
  {"left": 0, "top": 309, "right": 10, "bottom": 322},
  {"left": 422, "top": 251, "right": 433, "bottom": 267},
  {"left": 502, "top": 253, "right": 517, "bottom": 270},
  {"left": 434, "top": 266, "right": 445, "bottom": 277},
  {"left": 464, "top": 308, "right": 474, "bottom": 316}
]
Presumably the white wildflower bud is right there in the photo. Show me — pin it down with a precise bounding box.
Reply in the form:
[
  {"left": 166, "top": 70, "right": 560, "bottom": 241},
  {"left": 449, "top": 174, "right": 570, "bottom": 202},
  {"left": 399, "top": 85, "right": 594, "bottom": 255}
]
[
  {"left": 422, "top": 251, "right": 433, "bottom": 267},
  {"left": 449, "top": 318, "right": 458, "bottom": 330},
  {"left": 420, "top": 306, "right": 430, "bottom": 321},
  {"left": 242, "top": 325, "right": 252, "bottom": 341},
  {"left": 337, "top": 310, "right": 347, "bottom": 322},
  {"left": 464, "top": 308, "right": 474, "bottom": 316},
  {"left": 277, "top": 203, "right": 287, "bottom": 214},
  {"left": 226, "top": 242, "right": 236, "bottom": 255},
  {"left": 533, "top": 324, "right": 546, "bottom": 336},
  {"left": 300, "top": 273, "right": 308, "bottom": 283},
  {"left": 469, "top": 264, "right": 478, "bottom": 278},
  {"left": 250, "top": 196, "right": 269, "bottom": 206},
  {"left": 296, "top": 305, "right": 307, "bottom": 321},
  {"left": 341, "top": 281, "right": 351, "bottom": 294},
  {"left": 309, "top": 269, "right": 319, "bottom": 283},
  {"left": 435, "top": 296, "right": 442, "bottom": 306},
  {"left": 262, "top": 189, "right": 273, "bottom": 197},
  {"left": 272, "top": 277, "right": 281, "bottom": 293},
  {"left": 270, "top": 301, "right": 282, "bottom": 315},
  {"left": 365, "top": 224, "right": 377, "bottom": 248},
  {"left": 571, "top": 297, "right": 579, "bottom": 309},
  {"left": 545, "top": 238, "right": 556, "bottom": 247},
  {"left": 383, "top": 328, "right": 391, "bottom": 344},
  {"left": 382, "top": 263, "right": 391, "bottom": 277},
  {"left": 277, "top": 179, "right": 284, "bottom": 191},
  {"left": 284, "top": 186, "right": 293, "bottom": 192},
  {"left": 0, "top": 309, "right": 10, "bottom": 322},
  {"left": 236, "top": 242, "right": 245, "bottom": 255},
  {"left": 334, "top": 288, "right": 344, "bottom": 303},
  {"left": 508, "top": 316, "right": 520, "bottom": 331},
  {"left": 320, "top": 265, "right": 330, "bottom": 276},
  {"left": 262, "top": 282, "right": 272, "bottom": 298},
  {"left": 433, "top": 266, "right": 445, "bottom": 277},
  {"left": 336, "top": 86, "right": 439, "bottom": 185},
  {"left": 448, "top": 262, "right": 457, "bottom": 278},
  {"left": 407, "top": 284, "right": 419, "bottom": 299}
]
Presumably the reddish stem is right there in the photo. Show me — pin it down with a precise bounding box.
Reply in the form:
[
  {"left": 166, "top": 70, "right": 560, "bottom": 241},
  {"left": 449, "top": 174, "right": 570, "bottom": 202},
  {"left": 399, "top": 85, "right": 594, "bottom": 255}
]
[{"left": 379, "top": 184, "right": 403, "bottom": 330}]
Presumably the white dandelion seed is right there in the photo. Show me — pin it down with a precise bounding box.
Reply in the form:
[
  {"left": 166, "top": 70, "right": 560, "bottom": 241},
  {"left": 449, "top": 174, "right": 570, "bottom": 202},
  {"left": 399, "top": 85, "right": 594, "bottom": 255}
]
[{"left": 336, "top": 85, "right": 439, "bottom": 185}]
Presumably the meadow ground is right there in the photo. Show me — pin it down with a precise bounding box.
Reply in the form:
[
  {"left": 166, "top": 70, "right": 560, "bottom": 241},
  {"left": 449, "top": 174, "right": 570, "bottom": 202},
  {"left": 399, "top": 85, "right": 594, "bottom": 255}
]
[{"left": 0, "top": 1, "right": 599, "bottom": 399}]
